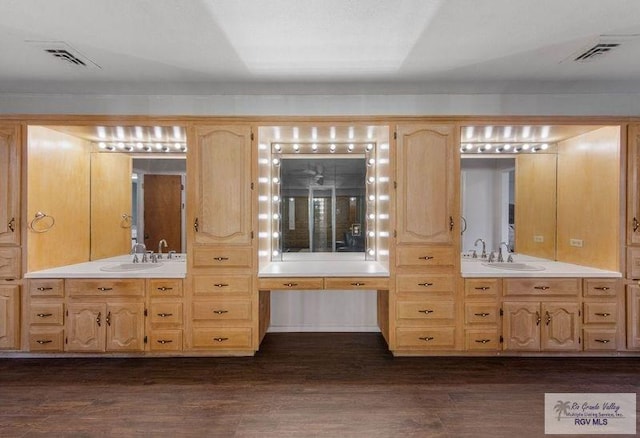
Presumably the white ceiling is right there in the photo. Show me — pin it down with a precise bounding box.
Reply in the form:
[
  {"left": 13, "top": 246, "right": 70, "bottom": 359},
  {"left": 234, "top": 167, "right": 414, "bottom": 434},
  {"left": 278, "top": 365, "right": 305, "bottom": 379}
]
[{"left": 1, "top": 0, "right": 640, "bottom": 95}]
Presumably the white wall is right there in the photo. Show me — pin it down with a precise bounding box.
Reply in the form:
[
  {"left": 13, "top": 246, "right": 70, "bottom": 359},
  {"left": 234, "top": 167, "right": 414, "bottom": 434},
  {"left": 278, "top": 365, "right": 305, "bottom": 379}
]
[{"left": 2, "top": 93, "right": 640, "bottom": 116}]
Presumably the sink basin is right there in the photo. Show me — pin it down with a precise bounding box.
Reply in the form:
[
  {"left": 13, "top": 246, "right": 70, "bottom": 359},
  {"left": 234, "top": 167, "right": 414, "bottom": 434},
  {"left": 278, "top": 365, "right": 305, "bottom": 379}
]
[
  {"left": 482, "top": 262, "right": 545, "bottom": 271},
  {"left": 100, "top": 262, "right": 164, "bottom": 272}
]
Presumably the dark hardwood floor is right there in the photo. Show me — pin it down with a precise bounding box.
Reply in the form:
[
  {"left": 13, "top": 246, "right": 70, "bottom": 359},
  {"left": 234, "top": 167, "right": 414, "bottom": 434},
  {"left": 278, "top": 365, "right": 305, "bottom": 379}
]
[{"left": 1, "top": 333, "right": 638, "bottom": 437}]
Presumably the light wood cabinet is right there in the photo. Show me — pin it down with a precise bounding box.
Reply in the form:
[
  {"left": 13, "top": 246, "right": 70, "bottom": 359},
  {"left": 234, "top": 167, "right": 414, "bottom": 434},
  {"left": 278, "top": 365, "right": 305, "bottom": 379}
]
[
  {"left": 582, "top": 279, "right": 621, "bottom": 351},
  {"left": 0, "top": 247, "right": 20, "bottom": 280},
  {"left": 627, "top": 124, "right": 640, "bottom": 246},
  {"left": 503, "top": 301, "right": 580, "bottom": 351},
  {"left": 0, "top": 285, "right": 19, "bottom": 349},
  {"left": 626, "top": 284, "right": 640, "bottom": 349},
  {"left": 66, "top": 302, "right": 144, "bottom": 352},
  {"left": 28, "top": 279, "right": 65, "bottom": 352},
  {"left": 189, "top": 125, "right": 253, "bottom": 246},
  {"left": 396, "top": 124, "right": 456, "bottom": 245},
  {"left": 65, "top": 279, "right": 145, "bottom": 352},
  {"left": 0, "top": 124, "right": 20, "bottom": 246},
  {"left": 464, "top": 278, "right": 501, "bottom": 351}
]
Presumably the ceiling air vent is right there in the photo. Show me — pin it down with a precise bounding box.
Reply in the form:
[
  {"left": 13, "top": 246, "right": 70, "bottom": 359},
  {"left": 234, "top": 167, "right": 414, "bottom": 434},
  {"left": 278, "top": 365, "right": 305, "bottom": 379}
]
[
  {"left": 26, "top": 40, "right": 101, "bottom": 68},
  {"left": 573, "top": 42, "right": 620, "bottom": 62}
]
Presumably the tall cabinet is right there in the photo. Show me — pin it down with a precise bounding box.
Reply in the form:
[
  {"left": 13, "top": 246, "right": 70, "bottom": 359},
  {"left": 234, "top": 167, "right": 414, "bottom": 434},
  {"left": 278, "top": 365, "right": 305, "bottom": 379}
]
[
  {"left": 391, "top": 124, "right": 460, "bottom": 353},
  {"left": 0, "top": 124, "right": 21, "bottom": 350},
  {"left": 186, "top": 124, "right": 258, "bottom": 354},
  {"left": 627, "top": 124, "right": 640, "bottom": 349}
]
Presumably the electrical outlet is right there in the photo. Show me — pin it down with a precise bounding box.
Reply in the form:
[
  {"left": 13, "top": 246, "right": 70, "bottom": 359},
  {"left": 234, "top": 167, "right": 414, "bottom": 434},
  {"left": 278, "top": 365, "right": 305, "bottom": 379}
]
[
  {"left": 569, "top": 238, "right": 584, "bottom": 247},
  {"left": 533, "top": 235, "right": 544, "bottom": 243}
]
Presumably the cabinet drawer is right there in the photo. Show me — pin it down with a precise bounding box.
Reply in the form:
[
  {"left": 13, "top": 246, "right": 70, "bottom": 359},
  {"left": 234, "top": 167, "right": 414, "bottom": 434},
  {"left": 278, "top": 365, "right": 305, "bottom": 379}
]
[
  {"left": 149, "top": 330, "right": 183, "bottom": 352},
  {"left": 396, "top": 246, "right": 455, "bottom": 268},
  {"left": 67, "top": 279, "right": 144, "bottom": 297},
  {"left": 396, "top": 274, "right": 454, "bottom": 294},
  {"left": 0, "top": 247, "right": 20, "bottom": 279},
  {"left": 194, "top": 275, "right": 252, "bottom": 295},
  {"left": 191, "top": 327, "right": 252, "bottom": 349},
  {"left": 583, "top": 302, "right": 617, "bottom": 324},
  {"left": 583, "top": 328, "right": 617, "bottom": 351},
  {"left": 465, "top": 329, "right": 500, "bottom": 351},
  {"left": 465, "top": 278, "right": 500, "bottom": 298},
  {"left": 503, "top": 278, "right": 580, "bottom": 297},
  {"left": 193, "top": 247, "right": 252, "bottom": 268},
  {"left": 29, "top": 327, "right": 64, "bottom": 352},
  {"left": 465, "top": 303, "right": 499, "bottom": 325},
  {"left": 149, "top": 302, "right": 183, "bottom": 325},
  {"left": 324, "top": 277, "right": 389, "bottom": 290},
  {"left": 192, "top": 300, "right": 252, "bottom": 321},
  {"left": 29, "top": 302, "right": 64, "bottom": 325},
  {"left": 583, "top": 279, "right": 620, "bottom": 298},
  {"left": 29, "top": 279, "right": 64, "bottom": 298},
  {"left": 149, "top": 279, "right": 183, "bottom": 297},
  {"left": 397, "top": 300, "right": 455, "bottom": 323},
  {"left": 258, "top": 277, "right": 324, "bottom": 290},
  {"left": 627, "top": 247, "right": 640, "bottom": 279},
  {"left": 395, "top": 327, "right": 456, "bottom": 349}
]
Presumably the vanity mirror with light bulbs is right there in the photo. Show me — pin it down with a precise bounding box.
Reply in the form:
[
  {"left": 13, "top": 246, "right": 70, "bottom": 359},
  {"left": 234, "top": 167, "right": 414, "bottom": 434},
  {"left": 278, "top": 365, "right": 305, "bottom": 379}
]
[{"left": 460, "top": 123, "right": 622, "bottom": 271}]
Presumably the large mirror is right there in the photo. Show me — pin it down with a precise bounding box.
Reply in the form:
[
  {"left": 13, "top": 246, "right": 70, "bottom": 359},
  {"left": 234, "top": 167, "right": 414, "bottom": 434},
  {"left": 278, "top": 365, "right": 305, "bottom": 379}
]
[{"left": 279, "top": 156, "right": 366, "bottom": 253}]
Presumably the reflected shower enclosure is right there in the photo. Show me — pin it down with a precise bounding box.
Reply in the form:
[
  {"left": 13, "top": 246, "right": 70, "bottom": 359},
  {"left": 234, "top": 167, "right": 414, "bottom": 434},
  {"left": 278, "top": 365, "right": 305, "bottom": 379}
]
[{"left": 279, "top": 157, "right": 367, "bottom": 253}]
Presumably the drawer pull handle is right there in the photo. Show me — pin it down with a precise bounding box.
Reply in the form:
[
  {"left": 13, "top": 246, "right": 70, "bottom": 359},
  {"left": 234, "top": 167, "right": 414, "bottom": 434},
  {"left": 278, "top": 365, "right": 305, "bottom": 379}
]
[
  {"left": 475, "top": 339, "right": 491, "bottom": 344},
  {"left": 534, "top": 286, "right": 550, "bottom": 291},
  {"left": 474, "top": 286, "right": 490, "bottom": 291},
  {"left": 350, "top": 282, "right": 365, "bottom": 286},
  {"left": 36, "top": 339, "right": 53, "bottom": 344},
  {"left": 157, "top": 339, "right": 173, "bottom": 344},
  {"left": 418, "top": 282, "right": 433, "bottom": 287},
  {"left": 213, "top": 257, "right": 229, "bottom": 261},
  {"left": 213, "top": 337, "right": 229, "bottom": 342},
  {"left": 545, "top": 311, "right": 551, "bottom": 326},
  {"left": 97, "top": 287, "right": 113, "bottom": 291},
  {"left": 36, "top": 313, "right": 53, "bottom": 318},
  {"left": 474, "top": 312, "right": 490, "bottom": 317},
  {"left": 106, "top": 311, "right": 111, "bottom": 326},
  {"left": 284, "top": 283, "right": 298, "bottom": 287},
  {"left": 418, "top": 256, "right": 434, "bottom": 260},
  {"left": 418, "top": 309, "right": 434, "bottom": 315},
  {"left": 96, "top": 312, "right": 101, "bottom": 327},
  {"left": 157, "top": 313, "right": 173, "bottom": 318},
  {"left": 594, "top": 287, "right": 610, "bottom": 291},
  {"left": 157, "top": 287, "right": 174, "bottom": 291},
  {"left": 214, "top": 283, "right": 229, "bottom": 288},
  {"left": 634, "top": 217, "right": 640, "bottom": 232},
  {"left": 595, "top": 312, "right": 611, "bottom": 317},
  {"left": 36, "top": 287, "right": 53, "bottom": 291},
  {"left": 418, "top": 336, "right": 434, "bottom": 342},
  {"left": 595, "top": 339, "right": 610, "bottom": 344},
  {"left": 213, "top": 310, "right": 229, "bottom": 314},
  {"left": 535, "top": 311, "right": 541, "bottom": 326}
]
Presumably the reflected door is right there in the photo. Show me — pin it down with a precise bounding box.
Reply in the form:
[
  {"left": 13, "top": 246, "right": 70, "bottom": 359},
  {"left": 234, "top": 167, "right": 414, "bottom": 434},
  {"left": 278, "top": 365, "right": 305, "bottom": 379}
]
[
  {"left": 309, "top": 187, "right": 335, "bottom": 252},
  {"left": 143, "top": 174, "right": 182, "bottom": 253}
]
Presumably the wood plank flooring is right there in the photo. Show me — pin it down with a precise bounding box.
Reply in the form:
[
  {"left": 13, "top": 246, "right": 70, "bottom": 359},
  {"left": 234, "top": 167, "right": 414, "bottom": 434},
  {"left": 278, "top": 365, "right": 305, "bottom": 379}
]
[{"left": 1, "top": 333, "right": 638, "bottom": 437}]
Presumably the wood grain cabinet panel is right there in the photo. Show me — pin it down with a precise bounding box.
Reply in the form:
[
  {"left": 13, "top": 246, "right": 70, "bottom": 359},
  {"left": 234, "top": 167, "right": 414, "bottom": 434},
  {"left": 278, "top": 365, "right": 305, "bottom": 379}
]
[
  {"left": 148, "top": 330, "right": 183, "bottom": 352},
  {"left": 396, "top": 246, "right": 455, "bottom": 268},
  {"left": 465, "top": 303, "right": 499, "bottom": 325},
  {"left": 396, "top": 300, "right": 455, "bottom": 324},
  {"left": 191, "top": 327, "right": 252, "bottom": 349},
  {"left": 66, "top": 303, "right": 106, "bottom": 352},
  {"left": 0, "top": 247, "right": 20, "bottom": 280},
  {"left": 464, "top": 278, "right": 500, "bottom": 298},
  {"left": 583, "top": 278, "right": 620, "bottom": 298},
  {"left": 324, "top": 277, "right": 389, "bottom": 290},
  {"left": 29, "top": 303, "right": 64, "bottom": 326},
  {"left": 192, "top": 300, "right": 252, "bottom": 322},
  {"left": 395, "top": 327, "right": 456, "bottom": 349},
  {"left": 465, "top": 329, "right": 500, "bottom": 351},
  {"left": 541, "top": 302, "right": 580, "bottom": 351},
  {"left": 627, "top": 124, "right": 640, "bottom": 246},
  {"left": 105, "top": 303, "right": 145, "bottom": 352},
  {"left": 502, "top": 302, "right": 541, "bottom": 351},
  {"left": 258, "top": 277, "right": 324, "bottom": 290},
  {"left": 67, "top": 279, "right": 144, "bottom": 297},
  {"left": 149, "top": 301, "right": 183, "bottom": 325},
  {"left": 626, "top": 284, "right": 640, "bottom": 349},
  {"left": 583, "top": 328, "right": 618, "bottom": 351},
  {"left": 504, "top": 278, "right": 580, "bottom": 297},
  {"left": 194, "top": 275, "right": 252, "bottom": 295},
  {"left": 29, "top": 279, "right": 64, "bottom": 298},
  {"left": 583, "top": 302, "right": 617, "bottom": 325},
  {"left": 396, "top": 274, "right": 454, "bottom": 295},
  {"left": 0, "top": 285, "right": 19, "bottom": 349},
  {"left": 192, "top": 247, "right": 253, "bottom": 269},
  {"left": 395, "top": 124, "right": 455, "bottom": 245},
  {"left": 29, "top": 327, "right": 64, "bottom": 352},
  {"left": 190, "top": 125, "right": 253, "bottom": 246},
  {"left": 148, "top": 279, "right": 183, "bottom": 297},
  {"left": 0, "top": 124, "right": 20, "bottom": 246}
]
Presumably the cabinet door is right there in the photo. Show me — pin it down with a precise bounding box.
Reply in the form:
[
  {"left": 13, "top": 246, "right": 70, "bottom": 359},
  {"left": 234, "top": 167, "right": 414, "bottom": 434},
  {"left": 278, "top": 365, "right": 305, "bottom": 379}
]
[
  {"left": 106, "top": 303, "right": 145, "bottom": 351},
  {"left": 541, "top": 302, "right": 580, "bottom": 351},
  {"left": 627, "top": 285, "right": 640, "bottom": 349},
  {"left": 502, "top": 302, "right": 540, "bottom": 351},
  {"left": 627, "top": 124, "right": 640, "bottom": 245},
  {"left": 0, "top": 285, "right": 19, "bottom": 349},
  {"left": 190, "top": 125, "right": 253, "bottom": 245},
  {"left": 396, "top": 124, "right": 456, "bottom": 245},
  {"left": 66, "top": 303, "right": 106, "bottom": 352},
  {"left": 0, "top": 125, "right": 20, "bottom": 246}
]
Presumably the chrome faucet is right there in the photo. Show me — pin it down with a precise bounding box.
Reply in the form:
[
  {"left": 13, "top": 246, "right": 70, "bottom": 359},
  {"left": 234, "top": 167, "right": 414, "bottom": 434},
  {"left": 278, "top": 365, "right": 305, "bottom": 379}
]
[
  {"left": 131, "top": 243, "right": 146, "bottom": 262},
  {"left": 474, "top": 238, "right": 487, "bottom": 259},
  {"left": 499, "top": 242, "right": 510, "bottom": 263},
  {"left": 157, "top": 239, "right": 168, "bottom": 259}
]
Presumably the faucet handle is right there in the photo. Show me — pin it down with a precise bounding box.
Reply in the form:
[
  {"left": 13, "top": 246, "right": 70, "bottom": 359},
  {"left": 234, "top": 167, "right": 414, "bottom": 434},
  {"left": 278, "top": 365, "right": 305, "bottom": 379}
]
[
  {"left": 497, "top": 247, "right": 504, "bottom": 263},
  {"left": 507, "top": 254, "right": 514, "bottom": 263},
  {"left": 471, "top": 250, "right": 477, "bottom": 259},
  {"left": 488, "top": 251, "right": 496, "bottom": 263},
  {"left": 168, "top": 250, "right": 176, "bottom": 259}
]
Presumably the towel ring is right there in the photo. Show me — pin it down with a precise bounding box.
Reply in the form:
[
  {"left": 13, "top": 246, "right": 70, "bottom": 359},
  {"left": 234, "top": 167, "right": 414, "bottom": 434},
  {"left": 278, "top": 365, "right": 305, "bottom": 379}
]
[
  {"left": 28, "top": 212, "right": 55, "bottom": 233},
  {"left": 120, "top": 214, "right": 133, "bottom": 229}
]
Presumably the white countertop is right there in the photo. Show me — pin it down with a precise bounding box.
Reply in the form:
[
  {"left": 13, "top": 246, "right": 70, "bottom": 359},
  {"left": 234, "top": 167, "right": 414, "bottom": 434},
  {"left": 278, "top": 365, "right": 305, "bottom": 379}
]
[
  {"left": 259, "top": 253, "right": 390, "bottom": 277},
  {"left": 461, "top": 254, "right": 622, "bottom": 278},
  {"left": 24, "top": 255, "right": 187, "bottom": 279}
]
